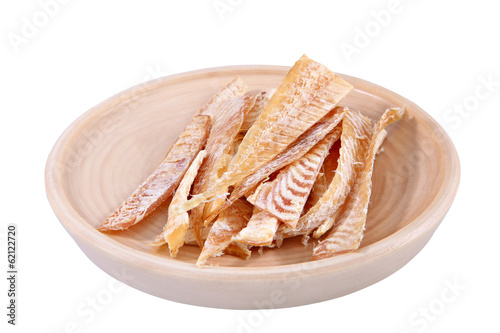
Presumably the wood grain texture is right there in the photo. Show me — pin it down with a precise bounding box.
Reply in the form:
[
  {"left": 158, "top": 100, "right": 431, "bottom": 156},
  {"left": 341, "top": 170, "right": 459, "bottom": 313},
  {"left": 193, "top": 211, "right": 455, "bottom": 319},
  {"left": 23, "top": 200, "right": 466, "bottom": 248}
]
[{"left": 45, "top": 66, "right": 460, "bottom": 309}]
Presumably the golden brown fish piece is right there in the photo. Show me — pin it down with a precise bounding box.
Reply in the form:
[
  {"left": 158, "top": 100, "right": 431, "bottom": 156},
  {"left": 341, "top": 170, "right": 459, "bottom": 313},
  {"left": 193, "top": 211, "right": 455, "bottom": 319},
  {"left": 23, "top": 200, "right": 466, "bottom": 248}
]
[
  {"left": 248, "top": 131, "right": 339, "bottom": 229},
  {"left": 304, "top": 171, "right": 327, "bottom": 214},
  {"left": 303, "top": 169, "right": 326, "bottom": 213},
  {"left": 97, "top": 115, "right": 211, "bottom": 231},
  {"left": 203, "top": 107, "right": 345, "bottom": 225},
  {"left": 230, "top": 138, "right": 243, "bottom": 156},
  {"left": 182, "top": 55, "right": 353, "bottom": 212},
  {"left": 190, "top": 95, "right": 257, "bottom": 246},
  {"left": 322, "top": 140, "right": 341, "bottom": 185},
  {"left": 280, "top": 110, "right": 373, "bottom": 238},
  {"left": 201, "top": 153, "right": 232, "bottom": 221},
  {"left": 150, "top": 150, "right": 207, "bottom": 256},
  {"left": 232, "top": 206, "right": 279, "bottom": 247},
  {"left": 313, "top": 107, "right": 405, "bottom": 259},
  {"left": 196, "top": 198, "right": 253, "bottom": 266},
  {"left": 224, "top": 243, "right": 252, "bottom": 260}
]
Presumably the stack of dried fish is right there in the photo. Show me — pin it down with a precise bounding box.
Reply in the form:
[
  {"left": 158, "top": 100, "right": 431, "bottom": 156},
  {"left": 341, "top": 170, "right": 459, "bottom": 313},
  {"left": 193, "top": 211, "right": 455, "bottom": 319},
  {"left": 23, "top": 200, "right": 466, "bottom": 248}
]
[{"left": 98, "top": 55, "right": 404, "bottom": 266}]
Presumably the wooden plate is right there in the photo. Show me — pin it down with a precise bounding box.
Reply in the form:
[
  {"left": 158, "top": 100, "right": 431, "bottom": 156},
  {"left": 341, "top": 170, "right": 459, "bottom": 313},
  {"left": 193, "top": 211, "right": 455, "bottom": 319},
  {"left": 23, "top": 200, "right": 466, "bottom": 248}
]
[{"left": 45, "top": 66, "right": 460, "bottom": 309}]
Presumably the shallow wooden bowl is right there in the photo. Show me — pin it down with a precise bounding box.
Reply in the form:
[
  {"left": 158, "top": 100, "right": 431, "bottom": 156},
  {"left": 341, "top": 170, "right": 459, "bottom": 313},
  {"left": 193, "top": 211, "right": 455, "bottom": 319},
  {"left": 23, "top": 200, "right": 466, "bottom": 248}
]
[{"left": 45, "top": 66, "right": 460, "bottom": 309}]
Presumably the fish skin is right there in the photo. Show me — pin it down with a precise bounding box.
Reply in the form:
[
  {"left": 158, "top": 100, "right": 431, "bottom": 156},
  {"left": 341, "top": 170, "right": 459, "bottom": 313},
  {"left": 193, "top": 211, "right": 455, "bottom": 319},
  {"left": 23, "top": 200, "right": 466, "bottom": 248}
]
[
  {"left": 97, "top": 115, "right": 211, "bottom": 231},
  {"left": 203, "top": 107, "right": 345, "bottom": 225},
  {"left": 312, "top": 107, "right": 405, "bottom": 260}
]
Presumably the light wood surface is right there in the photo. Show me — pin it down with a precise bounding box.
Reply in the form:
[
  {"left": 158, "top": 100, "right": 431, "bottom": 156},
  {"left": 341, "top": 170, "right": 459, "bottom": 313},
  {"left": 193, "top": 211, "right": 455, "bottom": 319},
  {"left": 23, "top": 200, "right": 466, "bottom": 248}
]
[{"left": 45, "top": 66, "right": 460, "bottom": 309}]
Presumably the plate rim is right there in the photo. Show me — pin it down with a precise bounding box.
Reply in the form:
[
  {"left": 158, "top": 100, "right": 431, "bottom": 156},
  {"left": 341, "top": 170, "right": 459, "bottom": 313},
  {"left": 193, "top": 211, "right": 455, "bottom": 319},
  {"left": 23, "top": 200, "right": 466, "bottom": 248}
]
[{"left": 45, "top": 65, "right": 461, "bottom": 280}]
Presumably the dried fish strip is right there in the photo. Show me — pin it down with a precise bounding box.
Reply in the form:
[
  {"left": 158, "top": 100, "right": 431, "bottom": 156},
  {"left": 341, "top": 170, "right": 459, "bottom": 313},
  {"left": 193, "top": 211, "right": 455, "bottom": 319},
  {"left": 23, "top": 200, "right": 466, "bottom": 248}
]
[
  {"left": 280, "top": 110, "right": 373, "bottom": 238},
  {"left": 201, "top": 153, "right": 232, "bottom": 220},
  {"left": 182, "top": 55, "right": 353, "bottom": 212},
  {"left": 305, "top": 167, "right": 328, "bottom": 211},
  {"left": 200, "top": 92, "right": 258, "bottom": 222},
  {"left": 249, "top": 131, "right": 339, "bottom": 229},
  {"left": 233, "top": 206, "right": 279, "bottom": 247},
  {"left": 98, "top": 78, "right": 245, "bottom": 232},
  {"left": 196, "top": 96, "right": 258, "bottom": 195},
  {"left": 150, "top": 150, "right": 207, "bottom": 256},
  {"left": 190, "top": 95, "right": 257, "bottom": 245},
  {"left": 97, "top": 115, "right": 211, "bottom": 231},
  {"left": 238, "top": 89, "right": 275, "bottom": 138},
  {"left": 184, "top": 223, "right": 209, "bottom": 246},
  {"left": 197, "top": 77, "right": 247, "bottom": 117},
  {"left": 302, "top": 143, "right": 341, "bottom": 234},
  {"left": 196, "top": 199, "right": 253, "bottom": 266},
  {"left": 312, "top": 107, "right": 405, "bottom": 259},
  {"left": 312, "top": 209, "right": 341, "bottom": 239},
  {"left": 203, "top": 108, "right": 345, "bottom": 225},
  {"left": 303, "top": 153, "right": 333, "bottom": 214}
]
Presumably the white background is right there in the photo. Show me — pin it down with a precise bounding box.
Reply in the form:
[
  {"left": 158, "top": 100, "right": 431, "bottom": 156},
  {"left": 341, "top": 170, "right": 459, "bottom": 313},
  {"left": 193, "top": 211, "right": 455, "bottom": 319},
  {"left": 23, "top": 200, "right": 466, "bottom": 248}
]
[{"left": 1, "top": 0, "right": 499, "bottom": 332}]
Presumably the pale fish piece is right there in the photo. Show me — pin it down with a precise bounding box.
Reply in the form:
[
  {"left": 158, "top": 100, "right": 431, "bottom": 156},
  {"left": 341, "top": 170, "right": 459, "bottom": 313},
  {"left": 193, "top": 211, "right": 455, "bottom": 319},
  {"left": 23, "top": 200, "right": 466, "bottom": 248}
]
[
  {"left": 249, "top": 130, "right": 339, "bottom": 229},
  {"left": 184, "top": 225, "right": 252, "bottom": 260},
  {"left": 194, "top": 95, "right": 258, "bottom": 194},
  {"left": 303, "top": 167, "right": 328, "bottom": 214},
  {"left": 312, "top": 107, "right": 405, "bottom": 260},
  {"left": 302, "top": 146, "right": 339, "bottom": 215},
  {"left": 232, "top": 206, "right": 279, "bottom": 247},
  {"left": 196, "top": 198, "right": 253, "bottom": 266},
  {"left": 184, "top": 222, "right": 210, "bottom": 246},
  {"left": 190, "top": 95, "right": 257, "bottom": 246},
  {"left": 311, "top": 209, "right": 342, "bottom": 239},
  {"left": 237, "top": 89, "right": 276, "bottom": 138},
  {"left": 307, "top": 142, "right": 341, "bottom": 236},
  {"left": 279, "top": 110, "right": 373, "bottom": 238},
  {"left": 201, "top": 153, "right": 233, "bottom": 223},
  {"left": 150, "top": 150, "right": 207, "bottom": 256},
  {"left": 97, "top": 115, "right": 211, "bottom": 231},
  {"left": 197, "top": 77, "right": 247, "bottom": 116}
]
